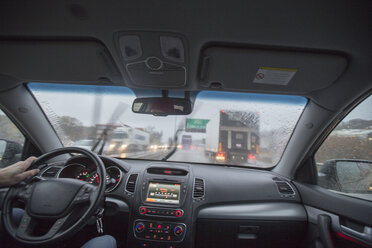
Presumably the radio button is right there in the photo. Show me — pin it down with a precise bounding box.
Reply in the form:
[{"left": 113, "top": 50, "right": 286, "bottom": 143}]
[
  {"left": 139, "top": 207, "right": 147, "bottom": 215},
  {"left": 175, "top": 210, "right": 183, "bottom": 217}
]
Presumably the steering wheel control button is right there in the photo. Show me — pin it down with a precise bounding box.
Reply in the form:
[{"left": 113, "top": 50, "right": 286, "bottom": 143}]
[
  {"left": 174, "top": 226, "right": 183, "bottom": 236},
  {"left": 81, "top": 193, "right": 90, "bottom": 201},
  {"left": 145, "top": 57, "right": 163, "bottom": 70},
  {"left": 136, "top": 223, "right": 145, "bottom": 233},
  {"left": 19, "top": 216, "right": 31, "bottom": 229},
  {"left": 18, "top": 184, "right": 34, "bottom": 200}
]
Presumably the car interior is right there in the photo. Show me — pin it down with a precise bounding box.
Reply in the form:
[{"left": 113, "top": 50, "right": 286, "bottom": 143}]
[{"left": 0, "top": 1, "right": 371, "bottom": 248}]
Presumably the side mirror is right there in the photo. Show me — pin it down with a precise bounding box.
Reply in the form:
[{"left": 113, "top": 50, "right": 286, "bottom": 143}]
[
  {"left": 0, "top": 139, "right": 23, "bottom": 168},
  {"left": 319, "top": 159, "right": 372, "bottom": 193},
  {"left": 132, "top": 97, "right": 191, "bottom": 116},
  {"left": 330, "top": 159, "right": 372, "bottom": 193}
]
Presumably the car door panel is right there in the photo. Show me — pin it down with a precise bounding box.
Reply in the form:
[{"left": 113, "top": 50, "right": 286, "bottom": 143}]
[{"left": 294, "top": 182, "right": 372, "bottom": 247}]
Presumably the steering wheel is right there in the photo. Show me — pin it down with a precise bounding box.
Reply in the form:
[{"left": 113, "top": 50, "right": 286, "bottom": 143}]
[{"left": 1, "top": 147, "right": 106, "bottom": 246}]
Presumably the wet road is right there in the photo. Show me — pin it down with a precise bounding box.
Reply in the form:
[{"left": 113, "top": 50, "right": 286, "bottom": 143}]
[{"left": 169, "top": 148, "right": 210, "bottom": 164}]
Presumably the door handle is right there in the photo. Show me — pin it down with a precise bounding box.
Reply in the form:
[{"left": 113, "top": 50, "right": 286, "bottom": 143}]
[
  {"left": 317, "top": 214, "right": 334, "bottom": 248},
  {"left": 340, "top": 225, "right": 372, "bottom": 244}
]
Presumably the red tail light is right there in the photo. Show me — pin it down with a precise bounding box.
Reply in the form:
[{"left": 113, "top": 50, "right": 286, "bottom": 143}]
[
  {"left": 216, "top": 153, "right": 226, "bottom": 161},
  {"left": 248, "top": 154, "right": 256, "bottom": 160}
]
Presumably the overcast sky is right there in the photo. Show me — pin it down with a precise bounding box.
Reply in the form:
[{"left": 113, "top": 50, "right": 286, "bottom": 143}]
[{"left": 344, "top": 95, "right": 372, "bottom": 122}]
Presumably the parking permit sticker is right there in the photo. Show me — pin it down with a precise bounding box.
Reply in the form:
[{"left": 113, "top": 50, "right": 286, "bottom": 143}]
[{"left": 253, "top": 67, "right": 297, "bottom": 85}]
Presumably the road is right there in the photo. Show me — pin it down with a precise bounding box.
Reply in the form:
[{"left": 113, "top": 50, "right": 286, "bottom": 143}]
[{"left": 169, "top": 149, "right": 210, "bottom": 164}]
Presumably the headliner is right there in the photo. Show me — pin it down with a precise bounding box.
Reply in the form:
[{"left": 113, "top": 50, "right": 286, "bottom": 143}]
[{"left": 0, "top": 0, "right": 371, "bottom": 113}]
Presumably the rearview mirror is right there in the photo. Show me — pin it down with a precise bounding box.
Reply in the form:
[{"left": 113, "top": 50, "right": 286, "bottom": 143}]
[{"left": 132, "top": 97, "right": 191, "bottom": 116}]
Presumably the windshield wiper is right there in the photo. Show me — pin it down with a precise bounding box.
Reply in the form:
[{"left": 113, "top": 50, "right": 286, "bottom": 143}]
[
  {"left": 91, "top": 102, "right": 128, "bottom": 155},
  {"left": 162, "top": 102, "right": 202, "bottom": 161},
  {"left": 91, "top": 127, "right": 111, "bottom": 155},
  {"left": 161, "top": 129, "right": 182, "bottom": 161}
]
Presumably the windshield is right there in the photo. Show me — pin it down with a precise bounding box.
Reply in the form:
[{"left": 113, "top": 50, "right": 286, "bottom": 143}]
[{"left": 28, "top": 83, "right": 307, "bottom": 168}]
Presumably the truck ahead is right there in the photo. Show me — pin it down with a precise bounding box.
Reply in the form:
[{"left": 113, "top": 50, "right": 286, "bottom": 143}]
[
  {"left": 205, "top": 110, "right": 259, "bottom": 163},
  {"left": 181, "top": 135, "right": 192, "bottom": 150},
  {"left": 106, "top": 126, "right": 150, "bottom": 155}
]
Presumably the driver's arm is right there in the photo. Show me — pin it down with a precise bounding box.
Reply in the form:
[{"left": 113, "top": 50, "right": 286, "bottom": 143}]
[{"left": 0, "top": 157, "right": 39, "bottom": 187}]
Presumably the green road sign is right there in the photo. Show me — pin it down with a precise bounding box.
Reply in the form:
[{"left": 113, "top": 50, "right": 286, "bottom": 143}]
[{"left": 185, "top": 119, "right": 209, "bottom": 133}]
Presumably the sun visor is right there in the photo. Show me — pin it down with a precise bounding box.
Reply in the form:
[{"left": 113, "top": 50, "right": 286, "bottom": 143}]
[
  {"left": 199, "top": 47, "right": 348, "bottom": 94},
  {"left": 0, "top": 40, "right": 122, "bottom": 85}
]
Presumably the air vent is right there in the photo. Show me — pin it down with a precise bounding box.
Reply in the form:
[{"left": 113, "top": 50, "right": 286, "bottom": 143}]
[
  {"left": 193, "top": 178, "right": 205, "bottom": 200},
  {"left": 275, "top": 181, "right": 295, "bottom": 195},
  {"left": 41, "top": 167, "right": 61, "bottom": 178},
  {"left": 272, "top": 176, "right": 283, "bottom": 182},
  {"left": 125, "top": 174, "right": 138, "bottom": 194}
]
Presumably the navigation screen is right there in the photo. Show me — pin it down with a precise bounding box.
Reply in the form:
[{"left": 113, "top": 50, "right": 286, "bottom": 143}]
[{"left": 146, "top": 182, "right": 181, "bottom": 204}]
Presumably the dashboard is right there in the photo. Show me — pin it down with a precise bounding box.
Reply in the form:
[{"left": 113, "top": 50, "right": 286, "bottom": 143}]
[{"left": 39, "top": 155, "right": 307, "bottom": 248}]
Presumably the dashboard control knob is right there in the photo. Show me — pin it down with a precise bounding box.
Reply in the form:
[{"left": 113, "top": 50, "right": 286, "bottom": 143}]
[
  {"left": 174, "top": 226, "right": 183, "bottom": 236},
  {"left": 175, "top": 210, "right": 183, "bottom": 217},
  {"left": 139, "top": 207, "right": 147, "bottom": 215},
  {"left": 136, "top": 222, "right": 145, "bottom": 233}
]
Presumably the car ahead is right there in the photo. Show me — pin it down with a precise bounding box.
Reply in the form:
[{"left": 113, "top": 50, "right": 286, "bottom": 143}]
[{"left": 0, "top": 1, "right": 371, "bottom": 248}]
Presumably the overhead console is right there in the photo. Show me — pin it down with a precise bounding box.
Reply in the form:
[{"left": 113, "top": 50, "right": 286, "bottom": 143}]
[
  {"left": 116, "top": 32, "right": 188, "bottom": 87},
  {"left": 198, "top": 46, "right": 348, "bottom": 94}
]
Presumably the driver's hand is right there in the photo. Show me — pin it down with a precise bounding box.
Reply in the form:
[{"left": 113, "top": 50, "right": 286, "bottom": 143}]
[{"left": 0, "top": 157, "right": 39, "bottom": 187}]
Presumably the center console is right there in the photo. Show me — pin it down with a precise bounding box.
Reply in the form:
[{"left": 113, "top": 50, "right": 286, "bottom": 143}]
[{"left": 128, "top": 165, "right": 193, "bottom": 248}]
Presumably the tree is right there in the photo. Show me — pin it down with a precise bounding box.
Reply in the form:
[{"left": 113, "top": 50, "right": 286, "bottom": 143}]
[
  {"left": 58, "top": 116, "right": 85, "bottom": 142},
  {"left": 0, "top": 115, "right": 25, "bottom": 144}
]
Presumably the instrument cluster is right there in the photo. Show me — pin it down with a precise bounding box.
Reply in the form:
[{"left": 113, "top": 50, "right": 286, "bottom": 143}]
[{"left": 58, "top": 163, "right": 123, "bottom": 192}]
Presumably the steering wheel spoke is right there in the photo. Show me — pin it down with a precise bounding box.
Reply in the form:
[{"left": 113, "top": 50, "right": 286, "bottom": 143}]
[
  {"left": 16, "top": 183, "right": 34, "bottom": 202},
  {"left": 72, "top": 183, "right": 96, "bottom": 205},
  {"left": 16, "top": 211, "right": 72, "bottom": 241},
  {"left": 15, "top": 212, "right": 33, "bottom": 239},
  {"left": 42, "top": 213, "right": 71, "bottom": 240}
]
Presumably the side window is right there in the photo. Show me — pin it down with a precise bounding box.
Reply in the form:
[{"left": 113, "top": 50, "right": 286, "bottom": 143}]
[
  {"left": 315, "top": 95, "right": 372, "bottom": 201},
  {"left": 0, "top": 109, "right": 25, "bottom": 168}
]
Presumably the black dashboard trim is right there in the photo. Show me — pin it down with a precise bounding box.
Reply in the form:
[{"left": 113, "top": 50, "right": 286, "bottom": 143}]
[
  {"left": 105, "top": 197, "right": 129, "bottom": 213},
  {"left": 197, "top": 202, "right": 307, "bottom": 221}
]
